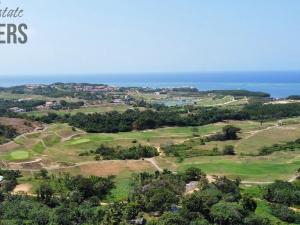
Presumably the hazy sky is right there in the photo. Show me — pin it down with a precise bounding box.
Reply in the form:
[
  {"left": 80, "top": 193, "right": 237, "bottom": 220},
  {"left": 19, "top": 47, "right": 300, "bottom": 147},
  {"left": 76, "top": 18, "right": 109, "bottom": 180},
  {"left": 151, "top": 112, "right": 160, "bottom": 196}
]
[{"left": 1, "top": 0, "right": 300, "bottom": 76}]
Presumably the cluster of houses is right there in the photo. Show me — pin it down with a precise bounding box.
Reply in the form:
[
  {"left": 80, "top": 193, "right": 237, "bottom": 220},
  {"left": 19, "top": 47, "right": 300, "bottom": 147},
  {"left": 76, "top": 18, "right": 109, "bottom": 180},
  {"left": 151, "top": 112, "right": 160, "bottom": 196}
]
[
  {"left": 36, "top": 101, "right": 61, "bottom": 111},
  {"left": 112, "top": 95, "right": 133, "bottom": 105},
  {"left": 73, "top": 85, "right": 116, "bottom": 93},
  {"left": 9, "top": 100, "right": 61, "bottom": 113}
]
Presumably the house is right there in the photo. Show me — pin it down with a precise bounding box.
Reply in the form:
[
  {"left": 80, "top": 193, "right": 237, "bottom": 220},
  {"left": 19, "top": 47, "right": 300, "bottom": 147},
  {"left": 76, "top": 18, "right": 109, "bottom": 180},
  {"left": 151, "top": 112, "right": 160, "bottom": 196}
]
[
  {"left": 9, "top": 107, "right": 26, "bottom": 113},
  {"left": 45, "top": 101, "right": 60, "bottom": 109},
  {"left": 112, "top": 99, "right": 123, "bottom": 104},
  {"left": 124, "top": 95, "right": 133, "bottom": 104},
  {"left": 36, "top": 105, "right": 46, "bottom": 111},
  {"left": 45, "top": 101, "right": 55, "bottom": 107},
  {"left": 185, "top": 181, "right": 199, "bottom": 194},
  {"left": 129, "top": 218, "right": 145, "bottom": 225},
  {"left": 0, "top": 176, "right": 4, "bottom": 183},
  {"left": 17, "top": 98, "right": 33, "bottom": 102}
]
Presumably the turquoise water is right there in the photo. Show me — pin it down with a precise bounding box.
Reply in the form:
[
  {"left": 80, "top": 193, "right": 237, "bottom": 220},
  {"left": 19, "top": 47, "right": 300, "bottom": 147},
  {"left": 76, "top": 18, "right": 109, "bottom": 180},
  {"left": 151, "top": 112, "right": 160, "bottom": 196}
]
[{"left": 0, "top": 72, "right": 299, "bottom": 97}]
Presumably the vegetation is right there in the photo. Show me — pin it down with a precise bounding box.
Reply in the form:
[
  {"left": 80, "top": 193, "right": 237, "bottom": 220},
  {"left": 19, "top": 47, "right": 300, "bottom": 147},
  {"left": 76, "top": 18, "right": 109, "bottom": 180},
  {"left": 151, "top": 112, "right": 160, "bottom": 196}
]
[
  {"left": 262, "top": 180, "right": 300, "bottom": 223},
  {"left": 258, "top": 138, "right": 300, "bottom": 156},
  {"left": 0, "top": 169, "right": 21, "bottom": 192},
  {"left": 287, "top": 95, "right": 300, "bottom": 100},
  {"left": 0, "top": 124, "right": 17, "bottom": 139},
  {"left": 30, "top": 101, "right": 300, "bottom": 134},
  {"left": 90, "top": 144, "right": 159, "bottom": 160},
  {"left": 223, "top": 145, "right": 236, "bottom": 155},
  {"left": 0, "top": 99, "right": 46, "bottom": 115},
  {"left": 0, "top": 124, "right": 18, "bottom": 144},
  {"left": 2, "top": 83, "right": 300, "bottom": 224},
  {"left": 201, "top": 90, "right": 271, "bottom": 98},
  {"left": 244, "top": 103, "right": 300, "bottom": 121},
  {"left": 205, "top": 125, "right": 241, "bottom": 141}
]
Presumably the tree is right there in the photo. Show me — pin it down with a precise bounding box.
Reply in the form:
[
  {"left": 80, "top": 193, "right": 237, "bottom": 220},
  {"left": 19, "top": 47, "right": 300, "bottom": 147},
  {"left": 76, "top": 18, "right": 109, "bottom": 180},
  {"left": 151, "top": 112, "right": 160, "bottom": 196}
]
[
  {"left": 124, "top": 202, "right": 142, "bottom": 220},
  {"left": 213, "top": 176, "right": 241, "bottom": 202},
  {"left": 158, "top": 212, "right": 188, "bottom": 225},
  {"left": 210, "top": 201, "right": 245, "bottom": 225},
  {"left": 223, "top": 145, "right": 236, "bottom": 155},
  {"left": 244, "top": 214, "right": 271, "bottom": 225},
  {"left": 39, "top": 169, "right": 49, "bottom": 179},
  {"left": 36, "top": 182, "right": 54, "bottom": 205},
  {"left": 184, "top": 167, "right": 205, "bottom": 183},
  {"left": 190, "top": 218, "right": 210, "bottom": 225},
  {"left": 192, "top": 127, "right": 199, "bottom": 137},
  {"left": 51, "top": 205, "right": 77, "bottom": 225},
  {"left": 222, "top": 125, "right": 241, "bottom": 140},
  {"left": 145, "top": 188, "right": 179, "bottom": 213},
  {"left": 102, "top": 202, "right": 125, "bottom": 225},
  {"left": 182, "top": 192, "right": 210, "bottom": 218},
  {"left": 270, "top": 203, "right": 296, "bottom": 223},
  {"left": 241, "top": 195, "right": 257, "bottom": 212}
]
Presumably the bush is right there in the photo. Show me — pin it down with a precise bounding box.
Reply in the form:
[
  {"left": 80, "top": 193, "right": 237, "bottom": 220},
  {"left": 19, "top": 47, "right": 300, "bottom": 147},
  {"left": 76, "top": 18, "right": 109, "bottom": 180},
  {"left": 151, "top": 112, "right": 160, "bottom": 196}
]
[
  {"left": 223, "top": 145, "right": 236, "bottom": 155},
  {"left": 270, "top": 203, "right": 296, "bottom": 223},
  {"left": 183, "top": 167, "right": 205, "bottom": 183},
  {"left": 93, "top": 144, "right": 158, "bottom": 160},
  {"left": 210, "top": 201, "right": 245, "bottom": 225}
]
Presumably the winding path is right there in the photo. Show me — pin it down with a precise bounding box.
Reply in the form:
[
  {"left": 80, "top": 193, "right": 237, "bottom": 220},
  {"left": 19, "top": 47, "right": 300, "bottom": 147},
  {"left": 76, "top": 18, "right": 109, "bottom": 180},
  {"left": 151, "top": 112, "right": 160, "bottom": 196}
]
[{"left": 145, "top": 158, "right": 163, "bottom": 172}]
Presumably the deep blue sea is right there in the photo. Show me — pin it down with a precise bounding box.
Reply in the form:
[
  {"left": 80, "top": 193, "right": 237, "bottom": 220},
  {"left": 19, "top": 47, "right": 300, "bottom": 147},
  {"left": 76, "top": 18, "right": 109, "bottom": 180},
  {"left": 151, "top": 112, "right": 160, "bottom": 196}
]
[{"left": 1, "top": 72, "right": 299, "bottom": 98}]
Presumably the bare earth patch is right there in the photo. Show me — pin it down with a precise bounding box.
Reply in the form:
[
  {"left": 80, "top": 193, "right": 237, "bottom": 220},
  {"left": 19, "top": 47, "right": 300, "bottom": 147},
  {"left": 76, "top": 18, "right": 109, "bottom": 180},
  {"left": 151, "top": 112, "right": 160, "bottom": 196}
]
[
  {"left": 0, "top": 117, "right": 43, "bottom": 134},
  {"left": 0, "top": 141, "right": 20, "bottom": 153},
  {"left": 79, "top": 160, "right": 155, "bottom": 176},
  {"left": 13, "top": 183, "right": 33, "bottom": 194}
]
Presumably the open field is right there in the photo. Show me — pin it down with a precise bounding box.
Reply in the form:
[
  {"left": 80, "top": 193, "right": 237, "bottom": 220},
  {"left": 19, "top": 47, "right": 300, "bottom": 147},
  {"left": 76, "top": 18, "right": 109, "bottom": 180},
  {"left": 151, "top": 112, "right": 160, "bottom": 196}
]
[
  {"left": 25, "top": 104, "right": 136, "bottom": 117},
  {"left": 173, "top": 151, "right": 300, "bottom": 182},
  {"left": 146, "top": 94, "right": 248, "bottom": 107},
  {"left": 0, "top": 91, "right": 81, "bottom": 102},
  {"left": 1, "top": 117, "right": 300, "bottom": 200}
]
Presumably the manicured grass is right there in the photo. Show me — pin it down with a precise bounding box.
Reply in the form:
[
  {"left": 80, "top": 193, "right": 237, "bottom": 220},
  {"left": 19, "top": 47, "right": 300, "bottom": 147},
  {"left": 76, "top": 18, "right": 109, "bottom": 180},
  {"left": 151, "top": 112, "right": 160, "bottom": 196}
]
[
  {"left": 32, "top": 142, "right": 45, "bottom": 154},
  {"left": 69, "top": 138, "right": 91, "bottom": 145},
  {"left": 176, "top": 152, "right": 300, "bottom": 182},
  {"left": 10, "top": 150, "right": 29, "bottom": 160},
  {"left": 43, "top": 134, "right": 61, "bottom": 147},
  {"left": 109, "top": 177, "right": 132, "bottom": 201}
]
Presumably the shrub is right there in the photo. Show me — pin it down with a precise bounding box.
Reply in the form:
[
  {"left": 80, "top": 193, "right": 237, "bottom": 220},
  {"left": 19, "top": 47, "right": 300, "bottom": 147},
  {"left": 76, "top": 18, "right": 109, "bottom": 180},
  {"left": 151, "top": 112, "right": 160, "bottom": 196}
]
[{"left": 223, "top": 145, "right": 236, "bottom": 155}]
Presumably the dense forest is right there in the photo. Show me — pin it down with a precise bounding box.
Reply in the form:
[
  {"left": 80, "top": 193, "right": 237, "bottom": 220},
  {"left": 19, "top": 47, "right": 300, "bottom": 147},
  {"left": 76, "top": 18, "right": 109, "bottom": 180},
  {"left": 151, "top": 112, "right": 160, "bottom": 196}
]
[
  {"left": 0, "top": 168, "right": 284, "bottom": 225},
  {"left": 31, "top": 102, "right": 300, "bottom": 133}
]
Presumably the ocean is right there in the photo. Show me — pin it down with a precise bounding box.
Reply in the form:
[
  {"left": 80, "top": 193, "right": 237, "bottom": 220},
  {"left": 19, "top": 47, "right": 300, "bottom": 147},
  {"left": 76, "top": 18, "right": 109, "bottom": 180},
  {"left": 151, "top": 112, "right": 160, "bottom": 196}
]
[{"left": 0, "top": 72, "right": 299, "bottom": 98}]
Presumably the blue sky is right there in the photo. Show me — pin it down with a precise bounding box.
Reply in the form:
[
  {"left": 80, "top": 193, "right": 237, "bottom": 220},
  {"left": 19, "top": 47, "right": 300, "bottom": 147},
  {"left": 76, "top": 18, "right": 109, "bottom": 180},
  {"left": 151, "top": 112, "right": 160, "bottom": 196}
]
[{"left": 1, "top": 0, "right": 300, "bottom": 76}]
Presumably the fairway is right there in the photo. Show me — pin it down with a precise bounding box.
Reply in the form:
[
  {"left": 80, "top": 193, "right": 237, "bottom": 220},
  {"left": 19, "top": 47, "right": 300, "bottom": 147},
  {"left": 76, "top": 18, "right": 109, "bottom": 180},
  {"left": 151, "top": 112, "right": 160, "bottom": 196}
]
[
  {"left": 69, "top": 138, "right": 91, "bottom": 145},
  {"left": 175, "top": 152, "right": 300, "bottom": 182},
  {"left": 10, "top": 151, "right": 29, "bottom": 160}
]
